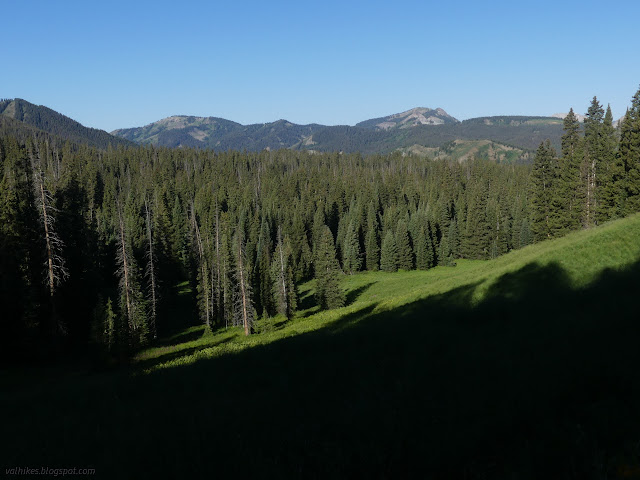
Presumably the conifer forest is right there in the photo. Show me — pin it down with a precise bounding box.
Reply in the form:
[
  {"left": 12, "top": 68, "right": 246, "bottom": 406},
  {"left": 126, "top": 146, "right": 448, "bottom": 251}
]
[{"left": 2, "top": 90, "right": 639, "bottom": 358}]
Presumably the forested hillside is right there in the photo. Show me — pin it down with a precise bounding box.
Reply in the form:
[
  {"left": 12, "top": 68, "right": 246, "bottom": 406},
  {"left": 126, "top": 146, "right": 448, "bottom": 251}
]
[
  {"left": 0, "top": 98, "right": 134, "bottom": 149},
  {"left": 1, "top": 86, "right": 639, "bottom": 361}
]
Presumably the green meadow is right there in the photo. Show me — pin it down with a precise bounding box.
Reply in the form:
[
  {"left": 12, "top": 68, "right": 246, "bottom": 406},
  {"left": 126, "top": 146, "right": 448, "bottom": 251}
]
[{"left": 3, "top": 213, "right": 640, "bottom": 478}]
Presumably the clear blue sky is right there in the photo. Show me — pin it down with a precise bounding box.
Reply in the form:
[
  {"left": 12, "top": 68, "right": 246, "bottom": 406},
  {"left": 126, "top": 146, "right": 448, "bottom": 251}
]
[{"left": 2, "top": 0, "right": 639, "bottom": 132}]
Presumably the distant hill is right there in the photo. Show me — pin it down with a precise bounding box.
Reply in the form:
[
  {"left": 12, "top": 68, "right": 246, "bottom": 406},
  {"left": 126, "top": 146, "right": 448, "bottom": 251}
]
[
  {"left": 355, "top": 107, "right": 459, "bottom": 129},
  {"left": 113, "top": 110, "right": 565, "bottom": 161},
  {"left": 113, "top": 116, "right": 325, "bottom": 151},
  {"left": 0, "top": 98, "right": 133, "bottom": 149}
]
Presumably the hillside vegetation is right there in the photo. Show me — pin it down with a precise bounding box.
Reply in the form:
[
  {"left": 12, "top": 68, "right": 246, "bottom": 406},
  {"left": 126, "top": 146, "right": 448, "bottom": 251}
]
[
  {"left": 3, "top": 213, "right": 640, "bottom": 478},
  {"left": 0, "top": 98, "right": 133, "bottom": 149}
]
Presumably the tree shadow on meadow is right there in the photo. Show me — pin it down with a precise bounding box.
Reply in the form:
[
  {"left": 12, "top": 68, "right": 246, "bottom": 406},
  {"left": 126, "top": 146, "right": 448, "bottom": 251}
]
[
  {"left": 345, "top": 282, "right": 376, "bottom": 307},
  {"left": 6, "top": 258, "right": 640, "bottom": 479}
]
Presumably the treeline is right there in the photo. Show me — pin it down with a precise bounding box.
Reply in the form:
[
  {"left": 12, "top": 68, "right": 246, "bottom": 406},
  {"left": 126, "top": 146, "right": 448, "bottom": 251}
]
[
  {"left": 0, "top": 141, "right": 529, "bottom": 360},
  {"left": 530, "top": 88, "right": 640, "bottom": 239}
]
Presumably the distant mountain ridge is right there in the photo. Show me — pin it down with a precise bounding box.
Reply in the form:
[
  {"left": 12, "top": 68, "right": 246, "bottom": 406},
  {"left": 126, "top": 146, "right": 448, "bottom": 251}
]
[
  {"left": 112, "top": 108, "right": 566, "bottom": 160},
  {"left": 0, "top": 98, "right": 567, "bottom": 161},
  {"left": 0, "top": 98, "right": 133, "bottom": 149}
]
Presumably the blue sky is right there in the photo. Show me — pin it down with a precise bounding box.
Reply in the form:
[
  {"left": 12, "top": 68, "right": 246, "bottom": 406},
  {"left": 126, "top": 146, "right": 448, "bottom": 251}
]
[{"left": 2, "top": 0, "right": 639, "bottom": 131}]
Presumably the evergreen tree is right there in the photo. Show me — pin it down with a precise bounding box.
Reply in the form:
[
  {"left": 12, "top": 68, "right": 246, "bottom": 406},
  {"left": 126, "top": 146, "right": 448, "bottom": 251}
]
[
  {"left": 271, "top": 228, "right": 297, "bottom": 319},
  {"left": 556, "top": 109, "right": 583, "bottom": 233},
  {"left": 596, "top": 105, "right": 622, "bottom": 222},
  {"left": 380, "top": 230, "right": 398, "bottom": 272},
  {"left": 116, "top": 197, "right": 148, "bottom": 349},
  {"left": 395, "top": 219, "right": 413, "bottom": 270},
  {"left": 233, "top": 229, "right": 254, "bottom": 335},
  {"left": 530, "top": 140, "right": 558, "bottom": 241},
  {"left": 414, "top": 226, "right": 433, "bottom": 270},
  {"left": 314, "top": 226, "right": 344, "bottom": 310},
  {"left": 365, "top": 202, "right": 380, "bottom": 271},
  {"left": 582, "top": 96, "right": 604, "bottom": 227},
  {"left": 342, "top": 220, "right": 362, "bottom": 274},
  {"left": 619, "top": 86, "right": 640, "bottom": 214}
]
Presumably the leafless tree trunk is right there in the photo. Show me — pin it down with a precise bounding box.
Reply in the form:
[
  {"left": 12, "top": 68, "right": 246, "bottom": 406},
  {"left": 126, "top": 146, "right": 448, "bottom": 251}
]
[
  {"left": 190, "top": 202, "right": 210, "bottom": 329},
  {"left": 116, "top": 200, "right": 133, "bottom": 331},
  {"left": 144, "top": 197, "right": 158, "bottom": 340},
  {"left": 233, "top": 232, "right": 253, "bottom": 336},
  {"left": 30, "top": 145, "right": 68, "bottom": 336},
  {"left": 275, "top": 227, "right": 289, "bottom": 317}
]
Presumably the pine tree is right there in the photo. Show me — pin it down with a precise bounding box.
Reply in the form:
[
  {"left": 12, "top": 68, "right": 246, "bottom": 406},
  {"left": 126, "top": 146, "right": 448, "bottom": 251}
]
[
  {"left": 271, "top": 227, "right": 297, "bottom": 319},
  {"left": 596, "top": 105, "right": 621, "bottom": 223},
  {"left": 342, "top": 220, "right": 362, "bottom": 274},
  {"left": 233, "top": 229, "right": 254, "bottom": 335},
  {"left": 619, "top": 86, "right": 640, "bottom": 214},
  {"left": 556, "top": 109, "right": 583, "bottom": 233},
  {"left": 395, "top": 219, "right": 413, "bottom": 270},
  {"left": 314, "top": 225, "right": 345, "bottom": 310},
  {"left": 380, "top": 230, "right": 398, "bottom": 272},
  {"left": 116, "top": 197, "right": 148, "bottom": 349},
  {"left": 464, "top": 182, "right": 490, "bottom": 258},
  {"left": 530, "top": 140, "right": 558, "bottom": 241},
  {"left": 414, "top": 226, "right": 433, "bottom": 270},
  {"left": 365, "top": 202, "right": 380, "bottom": 271},
  {"left": 190, "top": 202, "right": 212, "bottom": 330},
  {"left": 582, "top": 96, "right": 604, "bottom": 227}
]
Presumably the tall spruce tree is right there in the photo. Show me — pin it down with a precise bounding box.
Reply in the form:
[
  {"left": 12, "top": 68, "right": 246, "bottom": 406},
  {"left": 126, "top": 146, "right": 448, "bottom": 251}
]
[
  {"left": 365, "top": 202, "right": 380, "bottom": 271},
  {"left": 596, "top": 104, "right": 621, "bottom": 223},
  {"left": 380, "top": 229, "right": 398, "bottom": 272},
  {"left": 233, "top": 228, "right": 254, "bottom": 335},
  {"left": 619, "top": 86, "right": 640, "bottom": 214},
  {"left": 583, "top": 97, "right": 604, "bottom": 227},
  {"left": 395, "top": 219, "right": 413, "bottom": 270},
  {"left": 530, "top": 140, "right": 558, "bottom": 241},
  {"left": 271, "top": 227, "right": 297, "bottom": 320},
  {"left": 556, "top": 109, "right": 583, "bottom": 234},
  {"left": 342, "top": 220, "right": 362, "bottom": 274},
  {"left": 314, "top": 226, "right": 344, "bottom": 310}
]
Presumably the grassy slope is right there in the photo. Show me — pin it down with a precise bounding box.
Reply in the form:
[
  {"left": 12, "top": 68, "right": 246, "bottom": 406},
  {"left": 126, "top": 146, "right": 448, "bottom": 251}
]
[
  {"left": 3, "top": 214, "right": 640, "bottom": 478},
  {"left": 136, "top": 213, "right": 640, "bottom": 373}
]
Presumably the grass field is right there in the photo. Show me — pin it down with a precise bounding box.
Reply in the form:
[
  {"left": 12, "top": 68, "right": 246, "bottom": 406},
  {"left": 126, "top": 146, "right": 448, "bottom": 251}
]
[{"left": 3, "top": 213, "right": 640, "bottom": 478}]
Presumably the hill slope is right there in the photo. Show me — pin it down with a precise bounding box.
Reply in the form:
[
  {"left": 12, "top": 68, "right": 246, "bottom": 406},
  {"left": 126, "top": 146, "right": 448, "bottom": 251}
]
[
  {"left": 0, "top": 98, "right": 133, "bottom": 149},
  {"left": 4, "top": 213, "right": 640, "bottom": 477}
]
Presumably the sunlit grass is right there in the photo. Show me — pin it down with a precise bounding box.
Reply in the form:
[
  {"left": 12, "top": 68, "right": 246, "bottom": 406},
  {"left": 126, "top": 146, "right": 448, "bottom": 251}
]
[{"left": 135, "top": 212, "right": 640, "bottom": 373}]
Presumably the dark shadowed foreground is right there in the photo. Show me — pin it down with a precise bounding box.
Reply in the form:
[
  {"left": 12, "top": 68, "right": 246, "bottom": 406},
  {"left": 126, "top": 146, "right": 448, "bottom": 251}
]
[{"left": 3, "top": 259, "right": 640, "bottom": 479}]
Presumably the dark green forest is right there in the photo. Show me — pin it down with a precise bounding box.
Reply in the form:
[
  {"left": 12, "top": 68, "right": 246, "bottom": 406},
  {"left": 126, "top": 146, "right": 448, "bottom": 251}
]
[
  {"left": 0, "top": 99, "right": 134, "bottom": 150},
  {"left": 1, "top": 87, "right": 639, "bottom": 362}
]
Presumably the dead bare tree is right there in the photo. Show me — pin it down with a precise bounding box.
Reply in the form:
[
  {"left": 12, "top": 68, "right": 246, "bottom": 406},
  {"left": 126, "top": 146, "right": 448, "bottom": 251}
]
[
  {"left": 144, "top": 196, "right": 158, "bottom": 340},
  {"left": 29, "top": 143, "right": 68, "bottom": 336},
  {"left": 116, "top": 196, "right": 147, "bottom": 347},
  {"left": 234, "top": 230, "right": 254, "bottom": 336},
  {"left": 190, "top": 201, "right": 211, "bottom": 329}
]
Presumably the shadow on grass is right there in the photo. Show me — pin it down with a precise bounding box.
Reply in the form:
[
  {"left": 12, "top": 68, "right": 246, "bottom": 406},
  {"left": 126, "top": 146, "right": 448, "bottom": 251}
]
[
  {"left": 154, "top": 327, "right": 205, "bottom": 348},
  {"left": 345, "top": 281, "right": 376, "bottom": 306},
  {"left": 6, "top": 259, "right": 640, "bottom": 479},
  {"left": 133, "top": 336, "right": 234, "bottom": 372},
  {"left": 297, "top": 286, "right": 318, "bottom": 312}
]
